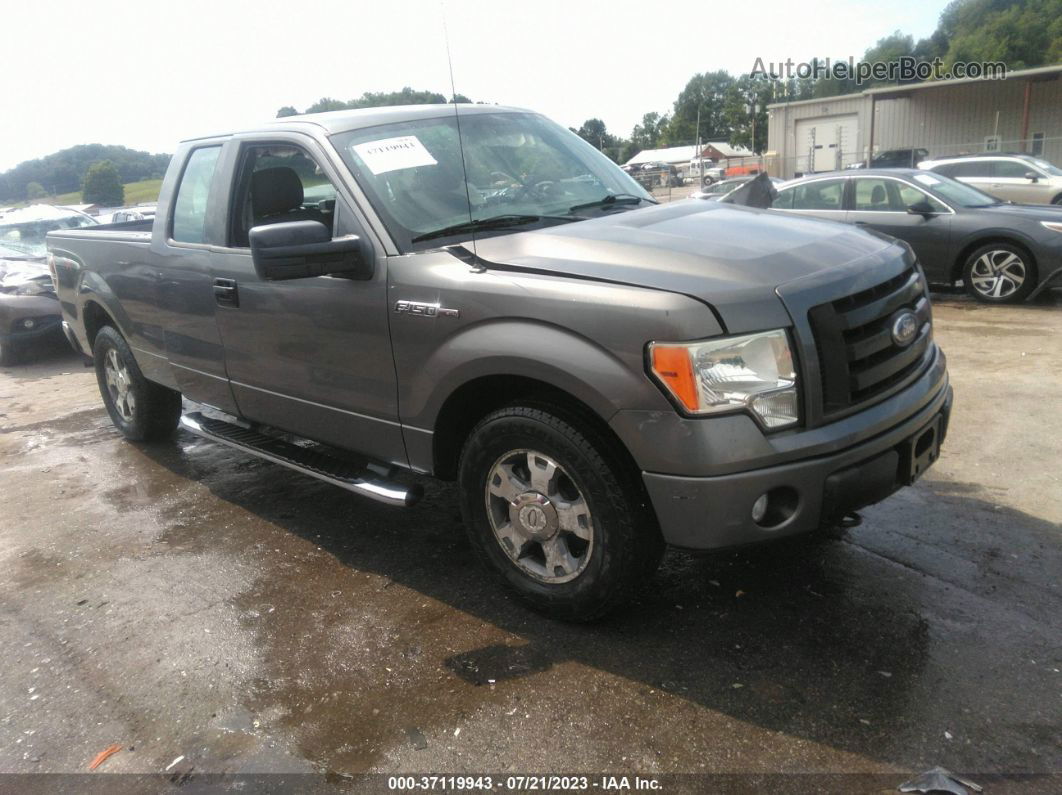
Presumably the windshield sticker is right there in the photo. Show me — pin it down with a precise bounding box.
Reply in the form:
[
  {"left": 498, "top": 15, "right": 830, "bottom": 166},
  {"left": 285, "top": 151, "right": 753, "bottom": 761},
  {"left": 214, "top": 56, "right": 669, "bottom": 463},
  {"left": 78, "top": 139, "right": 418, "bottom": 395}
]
[
  {"left": 352, "top": 136, "right": 437, "bottom": 175},
  {"left": 913, "top": 174, "right": 941, "bottom": 186}
]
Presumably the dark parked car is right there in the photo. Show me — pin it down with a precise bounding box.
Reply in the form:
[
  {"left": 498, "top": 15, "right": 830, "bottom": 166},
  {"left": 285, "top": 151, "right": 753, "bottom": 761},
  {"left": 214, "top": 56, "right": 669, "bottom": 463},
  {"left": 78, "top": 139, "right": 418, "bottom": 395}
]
[
  {"left": 771, "top": 169, "right": 1062, "bottom": 303},
  {"left": 0, "top": 204, "right": 97, "bottom": 364},
  {"left": 847, "top": 148, "right": 929, "bottom": 170}
]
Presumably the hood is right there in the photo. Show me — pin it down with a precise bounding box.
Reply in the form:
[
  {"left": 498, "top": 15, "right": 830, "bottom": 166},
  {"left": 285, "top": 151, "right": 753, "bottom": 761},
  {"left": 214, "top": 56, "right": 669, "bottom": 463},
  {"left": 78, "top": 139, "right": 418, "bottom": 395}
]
[
  {"left": 468, "top": 200, "right": 902, "bottom": 331},
  {"left": 0, "top": 255, "right": 53, "bottom": 294}
]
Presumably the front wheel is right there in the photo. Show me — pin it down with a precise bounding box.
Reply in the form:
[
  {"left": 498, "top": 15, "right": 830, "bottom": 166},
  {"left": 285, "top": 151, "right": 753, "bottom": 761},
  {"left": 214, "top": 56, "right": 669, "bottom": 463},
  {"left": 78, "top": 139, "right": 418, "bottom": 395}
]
[
  {"left": 93, "top": 326, "right": 182, "bottom": 441},
  {"left": 458, "top": 405, "right": 663, "bottom": 621},
  {"left": 962, "top": 243, "right": 1036, "bottom": 304}
]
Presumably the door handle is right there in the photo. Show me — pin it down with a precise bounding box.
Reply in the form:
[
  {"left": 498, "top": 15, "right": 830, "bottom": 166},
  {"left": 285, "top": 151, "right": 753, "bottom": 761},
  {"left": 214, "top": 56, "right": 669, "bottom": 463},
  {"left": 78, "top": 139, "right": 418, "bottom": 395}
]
[{"left": 213, "top": 278, "right": 238, "bottom": 307}]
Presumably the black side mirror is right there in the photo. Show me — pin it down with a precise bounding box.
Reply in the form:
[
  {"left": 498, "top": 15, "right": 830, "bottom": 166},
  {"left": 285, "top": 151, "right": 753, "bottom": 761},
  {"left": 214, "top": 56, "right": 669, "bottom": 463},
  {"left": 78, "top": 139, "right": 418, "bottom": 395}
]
[
  {"left": 249, "top": 221, "right": 372, "bottom": 281},
  {"left": 1024, "top": 171, "right": 1040, "bottom": 182},
  {"left": 907, "top": 200, "right": 936, "bottom": 217}
]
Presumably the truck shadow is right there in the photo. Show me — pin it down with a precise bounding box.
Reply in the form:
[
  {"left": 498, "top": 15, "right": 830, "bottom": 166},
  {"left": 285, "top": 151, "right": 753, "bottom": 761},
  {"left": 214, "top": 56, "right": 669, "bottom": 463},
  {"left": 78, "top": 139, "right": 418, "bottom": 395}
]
[{"left": 138, "top": 434, "right": 1061, "bottom": 772}]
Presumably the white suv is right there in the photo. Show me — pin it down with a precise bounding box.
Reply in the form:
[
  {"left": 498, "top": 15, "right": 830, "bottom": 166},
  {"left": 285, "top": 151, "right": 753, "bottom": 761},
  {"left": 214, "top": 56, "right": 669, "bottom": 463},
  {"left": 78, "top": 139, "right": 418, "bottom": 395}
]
[{"left": 918, "top": 153, "right": 1062, "bottom": 205}]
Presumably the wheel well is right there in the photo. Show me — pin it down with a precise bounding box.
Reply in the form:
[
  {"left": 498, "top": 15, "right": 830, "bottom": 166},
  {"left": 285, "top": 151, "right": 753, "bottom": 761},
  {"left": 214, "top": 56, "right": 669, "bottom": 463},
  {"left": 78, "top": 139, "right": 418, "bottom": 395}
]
[
  {"left": 431, "top": 375, "right": 635, "bottom": 482},
  {"left": 82, "top": 301, "right": 116, "bottom": 350},
  {"left": 951, "top": 237, "right": 1037, "bottom": 284}
]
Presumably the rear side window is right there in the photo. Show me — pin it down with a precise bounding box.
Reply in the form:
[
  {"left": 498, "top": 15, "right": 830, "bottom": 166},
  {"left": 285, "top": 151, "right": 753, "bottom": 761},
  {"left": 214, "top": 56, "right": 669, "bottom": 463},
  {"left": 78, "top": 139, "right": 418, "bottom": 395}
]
[
  {"left": 172, "top": 146, "right": 222, "bottom": 243},
  {"left": 993, "top": 160, "right": 1037, "bottom": 178},
  {"left": 789, "top": 179, "right": 845, "bottom": 210},
  {"left": 946, "top": 160, "right": 993, "bottom": 178}
]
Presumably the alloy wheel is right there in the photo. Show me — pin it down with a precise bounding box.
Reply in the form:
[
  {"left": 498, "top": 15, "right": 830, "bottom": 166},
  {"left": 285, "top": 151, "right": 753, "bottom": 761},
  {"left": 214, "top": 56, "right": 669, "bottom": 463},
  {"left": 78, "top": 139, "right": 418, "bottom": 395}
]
[
  {"left": 969, "top": 249, "right": 1026, "bottom": 300},
  {"left": 103, "top": 348, "right": 136, "bottom": 422},
  {"left": 484, "top": 449, "right": 594, "bottom": 584}
]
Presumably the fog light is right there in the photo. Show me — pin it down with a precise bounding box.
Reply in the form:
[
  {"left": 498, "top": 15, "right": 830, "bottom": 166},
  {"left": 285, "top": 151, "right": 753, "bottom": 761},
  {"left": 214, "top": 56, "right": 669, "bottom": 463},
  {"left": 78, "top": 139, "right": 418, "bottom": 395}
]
[
  {"left": 751, "top": 493, "right": 769, "bottom": 523},
  {"left": 23, "top": 318, "right": 36, "bottom": 329}
]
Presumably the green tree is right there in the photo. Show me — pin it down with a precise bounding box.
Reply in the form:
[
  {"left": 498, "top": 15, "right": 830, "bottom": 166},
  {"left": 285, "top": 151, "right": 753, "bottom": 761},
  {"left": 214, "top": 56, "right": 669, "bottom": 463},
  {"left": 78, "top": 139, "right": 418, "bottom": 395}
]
[
  {"left": 940, "top": 0, "right": 1062, "bottom": 69},
  {"left": 666, "top": 71, "right": 736, "bottom": 145},
  {"left": 276, "top": 106, "right": 298, "bottom": 118},
  {"left": 722, "top": 76, "right": 775, "bottom": 153},
  {"left": 305, "top": 97, "right": 349, "bottom": 113},
  {"left": 82, "top": 160, "right": 124, "bottom": 206},
  {"left": 630, "top": 112, "right": 669, "bottom": 151},
  {"left": 25, "top": 181, "right": 47, "bottom": 200}
]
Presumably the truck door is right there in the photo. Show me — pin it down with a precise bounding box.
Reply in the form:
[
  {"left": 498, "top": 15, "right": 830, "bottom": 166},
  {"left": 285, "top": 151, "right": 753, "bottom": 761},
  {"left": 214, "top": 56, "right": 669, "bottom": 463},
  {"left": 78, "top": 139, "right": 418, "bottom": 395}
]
[
  {"left": 207, "top": 137, "right": 405, "bottom": 468},
  {"left": 157, "top": 141, "right": 240, "bottom": 413}
]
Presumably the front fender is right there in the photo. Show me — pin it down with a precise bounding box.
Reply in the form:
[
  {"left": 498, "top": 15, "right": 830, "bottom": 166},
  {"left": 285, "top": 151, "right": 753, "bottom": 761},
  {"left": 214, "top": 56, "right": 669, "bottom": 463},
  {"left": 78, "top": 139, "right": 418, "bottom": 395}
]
[{"left": 401, "top": 318, "right": 672, "bottom": 431}]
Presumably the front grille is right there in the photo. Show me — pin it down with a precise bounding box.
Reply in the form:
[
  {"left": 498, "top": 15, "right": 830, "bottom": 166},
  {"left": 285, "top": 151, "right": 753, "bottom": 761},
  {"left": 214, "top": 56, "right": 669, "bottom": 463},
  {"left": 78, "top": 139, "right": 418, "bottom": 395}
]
[{"left": 808, "top": 267, "right": 932, "bottom": 417}]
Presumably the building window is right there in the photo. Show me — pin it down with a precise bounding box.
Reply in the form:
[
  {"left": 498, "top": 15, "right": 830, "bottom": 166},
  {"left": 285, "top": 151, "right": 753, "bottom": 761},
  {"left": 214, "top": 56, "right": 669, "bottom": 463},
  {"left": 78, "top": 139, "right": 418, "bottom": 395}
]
[
  {"left": 1031, "top": 132, "right": 1045, "bottom": 157},
  {"left": 984, "top": 136, "right": 1001, "bottom": 152}
]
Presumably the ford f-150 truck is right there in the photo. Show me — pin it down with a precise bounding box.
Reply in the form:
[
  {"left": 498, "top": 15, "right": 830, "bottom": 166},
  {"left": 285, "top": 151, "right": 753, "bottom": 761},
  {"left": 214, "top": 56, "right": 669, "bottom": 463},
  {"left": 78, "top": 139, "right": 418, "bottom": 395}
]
[{"left": 47, "top": 105, "right": 951, "bottom": 619}]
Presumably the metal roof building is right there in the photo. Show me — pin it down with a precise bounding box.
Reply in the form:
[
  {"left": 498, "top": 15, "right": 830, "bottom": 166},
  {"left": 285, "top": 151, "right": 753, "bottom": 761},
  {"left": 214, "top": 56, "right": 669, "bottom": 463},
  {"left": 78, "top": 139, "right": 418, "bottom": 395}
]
[
  {"left": 623, "top": 142, "right": 753, "bottom": 167},
  {"left": 765, "top": 64, "right": 1062, "bottom": 178}
]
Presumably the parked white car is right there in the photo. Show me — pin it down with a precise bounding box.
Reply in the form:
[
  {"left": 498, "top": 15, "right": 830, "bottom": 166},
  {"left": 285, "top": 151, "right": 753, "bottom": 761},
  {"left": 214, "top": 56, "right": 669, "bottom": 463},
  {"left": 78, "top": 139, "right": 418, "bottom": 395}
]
[{"left": 918, "top": 153, "right": 1062, "bottom": 205}]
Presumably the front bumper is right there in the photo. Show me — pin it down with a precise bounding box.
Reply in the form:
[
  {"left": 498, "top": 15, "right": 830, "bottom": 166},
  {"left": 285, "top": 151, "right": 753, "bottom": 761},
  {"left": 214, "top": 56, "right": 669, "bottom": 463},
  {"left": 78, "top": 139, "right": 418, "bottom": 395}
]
[
  {"left": 0, "top": 293, "right": 63, "bottom": 344},
  {"left": 644, "top": 379, "right": 952, "bottom": 549}
]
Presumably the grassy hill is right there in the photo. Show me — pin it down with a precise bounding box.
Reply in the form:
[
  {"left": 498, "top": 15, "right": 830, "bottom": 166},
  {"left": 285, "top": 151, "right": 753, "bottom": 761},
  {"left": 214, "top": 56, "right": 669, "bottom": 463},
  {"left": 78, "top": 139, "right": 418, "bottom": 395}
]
[{"left": 12, "top": 179, "right": 163, "bottom": 209}]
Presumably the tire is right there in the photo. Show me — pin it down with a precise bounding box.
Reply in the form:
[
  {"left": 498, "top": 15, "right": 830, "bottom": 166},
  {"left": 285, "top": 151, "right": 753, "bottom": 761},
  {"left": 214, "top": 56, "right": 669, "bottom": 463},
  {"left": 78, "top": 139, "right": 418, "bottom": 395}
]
[
  {"left": 0, "top": 338, "right": 21, "bottom": 367},
  {"left": 457, "top": 405, "right": 664, "bottom": 621},
  {"left": 1052, "top": 194, "right": 1062, "bottom": 206},
  {"left": 962, "top": 242, "right": 1037, "bottom": 304},
  {"left": 93, "top": 326, "right": 182, "bottom": 441}
]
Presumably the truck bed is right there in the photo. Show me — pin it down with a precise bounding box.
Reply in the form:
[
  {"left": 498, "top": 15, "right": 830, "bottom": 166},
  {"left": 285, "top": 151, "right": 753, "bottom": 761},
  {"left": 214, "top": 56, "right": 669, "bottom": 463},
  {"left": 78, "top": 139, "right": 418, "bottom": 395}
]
[{"left": 48, "top": 218, "right": 154, "bottom": 244}]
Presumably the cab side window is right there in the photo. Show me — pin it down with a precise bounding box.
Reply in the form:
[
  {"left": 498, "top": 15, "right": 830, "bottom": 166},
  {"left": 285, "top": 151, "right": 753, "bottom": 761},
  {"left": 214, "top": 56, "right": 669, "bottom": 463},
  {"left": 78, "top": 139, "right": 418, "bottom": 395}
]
[
  {"left": 230, "top": 145, "right": 340, "bottom": 247},
  {"left": 172, "top": 146, "right": 222, "bottom": 243}
]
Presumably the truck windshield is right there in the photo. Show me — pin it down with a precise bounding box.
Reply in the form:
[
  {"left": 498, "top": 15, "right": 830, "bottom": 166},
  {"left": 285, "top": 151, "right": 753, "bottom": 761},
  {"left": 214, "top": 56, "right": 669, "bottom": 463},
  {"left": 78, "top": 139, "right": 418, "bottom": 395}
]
[{"left": 332, "top": 111, "right": 653, "bottom": 251}]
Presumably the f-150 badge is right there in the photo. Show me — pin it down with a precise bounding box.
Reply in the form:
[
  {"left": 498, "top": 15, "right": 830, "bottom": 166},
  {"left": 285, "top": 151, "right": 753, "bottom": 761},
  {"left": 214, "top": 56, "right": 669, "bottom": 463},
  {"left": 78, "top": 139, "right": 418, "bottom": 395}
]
[{"left": 394, "top": 300, "right": 459, "bottom": 318}]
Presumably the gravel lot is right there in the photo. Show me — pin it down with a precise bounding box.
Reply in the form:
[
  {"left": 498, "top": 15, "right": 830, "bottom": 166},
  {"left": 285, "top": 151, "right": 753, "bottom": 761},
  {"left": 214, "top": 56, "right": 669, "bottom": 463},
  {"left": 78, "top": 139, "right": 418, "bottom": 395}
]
[{"left": 0, "top": 292, "right": 1059, "bottom": 789}]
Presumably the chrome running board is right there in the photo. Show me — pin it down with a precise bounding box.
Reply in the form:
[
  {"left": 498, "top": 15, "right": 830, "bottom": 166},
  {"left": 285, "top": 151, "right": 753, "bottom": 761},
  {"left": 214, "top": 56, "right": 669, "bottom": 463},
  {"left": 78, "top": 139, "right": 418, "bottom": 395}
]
[{"left": 179, "top": 412, "right": 422, "bottom": 507}]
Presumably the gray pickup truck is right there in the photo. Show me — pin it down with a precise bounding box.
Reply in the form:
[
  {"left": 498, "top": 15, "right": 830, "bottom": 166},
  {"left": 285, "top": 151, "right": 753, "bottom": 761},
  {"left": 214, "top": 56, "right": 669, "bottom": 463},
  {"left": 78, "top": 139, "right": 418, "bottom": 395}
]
[{"left": 47, "top": 105, "right": 952, "bottom": 619}]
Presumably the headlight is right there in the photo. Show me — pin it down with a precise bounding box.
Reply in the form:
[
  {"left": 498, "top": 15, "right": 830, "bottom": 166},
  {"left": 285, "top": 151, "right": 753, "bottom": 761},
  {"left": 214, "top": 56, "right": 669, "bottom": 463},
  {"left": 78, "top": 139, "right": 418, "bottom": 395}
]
[
  {"left": 1041, "top": 221, "right": 1062, "bottom": 234},
  {"left": 649, "top": 329, "right": 799, "bottom": 429}
]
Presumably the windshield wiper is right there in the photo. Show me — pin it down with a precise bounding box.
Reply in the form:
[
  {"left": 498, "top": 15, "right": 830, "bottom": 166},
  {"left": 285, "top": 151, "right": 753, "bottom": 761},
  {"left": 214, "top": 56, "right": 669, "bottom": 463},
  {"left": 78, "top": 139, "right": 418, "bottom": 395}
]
[
  {"left": 411, "top": 214, "right": 578, "bottom": 244},
  {"left": 569, "top": 193, "right": 655, "bottom": 214}
]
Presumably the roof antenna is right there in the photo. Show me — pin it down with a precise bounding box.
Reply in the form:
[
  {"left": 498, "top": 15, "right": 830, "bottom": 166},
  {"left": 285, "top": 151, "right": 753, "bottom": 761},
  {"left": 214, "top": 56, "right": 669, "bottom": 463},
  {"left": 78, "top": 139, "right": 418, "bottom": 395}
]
[{"left": 440, "top": 3, "right": 483, "bottom": 269}]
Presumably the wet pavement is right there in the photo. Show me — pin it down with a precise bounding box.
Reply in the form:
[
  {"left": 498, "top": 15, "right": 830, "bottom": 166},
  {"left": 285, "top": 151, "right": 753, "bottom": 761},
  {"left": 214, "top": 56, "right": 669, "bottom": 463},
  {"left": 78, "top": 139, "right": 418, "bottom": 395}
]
[{"left": 0, "top": 294, "right": 1059, "bottom": 787}]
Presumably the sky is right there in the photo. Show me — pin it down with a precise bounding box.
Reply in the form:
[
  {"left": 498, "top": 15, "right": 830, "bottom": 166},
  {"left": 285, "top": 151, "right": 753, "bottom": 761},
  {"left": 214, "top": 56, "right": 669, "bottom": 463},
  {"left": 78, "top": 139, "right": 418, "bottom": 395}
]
[{"left": 2, "top": 0, "right": 949, "bottom": 172}]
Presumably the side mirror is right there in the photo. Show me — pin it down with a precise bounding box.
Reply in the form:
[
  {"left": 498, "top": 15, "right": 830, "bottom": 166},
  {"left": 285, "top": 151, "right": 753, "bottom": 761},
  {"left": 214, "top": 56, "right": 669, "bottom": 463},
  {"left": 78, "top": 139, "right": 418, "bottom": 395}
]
[
  {"left": 249, "top": 221, "right": 372, "bottom": 281},
  {"left": 906, "top": 200, "right": 936, "bottom": 217},
  {"left": 1024, "top": 171, "right": 1040, "bottom": 182}
]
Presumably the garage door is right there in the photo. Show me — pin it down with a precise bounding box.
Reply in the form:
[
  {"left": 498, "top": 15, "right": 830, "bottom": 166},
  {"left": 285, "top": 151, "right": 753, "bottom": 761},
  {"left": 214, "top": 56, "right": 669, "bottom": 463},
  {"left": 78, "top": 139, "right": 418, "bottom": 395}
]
[{"left": 795, "top": 115, "right": 859, "bottom": 174}]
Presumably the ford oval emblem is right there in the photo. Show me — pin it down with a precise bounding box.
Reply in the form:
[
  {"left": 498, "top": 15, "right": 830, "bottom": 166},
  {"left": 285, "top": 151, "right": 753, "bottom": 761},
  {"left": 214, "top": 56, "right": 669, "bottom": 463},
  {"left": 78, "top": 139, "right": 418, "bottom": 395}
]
[{"left": 891, "top": 311, "right": 919, "bottom": 347}]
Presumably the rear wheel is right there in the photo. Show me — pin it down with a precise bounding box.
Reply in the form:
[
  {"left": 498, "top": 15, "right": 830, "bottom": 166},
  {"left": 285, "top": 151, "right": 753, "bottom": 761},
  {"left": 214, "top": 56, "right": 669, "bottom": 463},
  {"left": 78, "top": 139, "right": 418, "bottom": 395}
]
[
  {"left": 458, "top": 405, "right": 663, "bottom": 621},
  {"left": 1051, "top": 194, "right": 1062, "bottom": 206},
  {"left": 93, "top": 326, "right": 182, "bottom": 441},
  {"left": 962, "top": 242, "right": 1036, "bottom": 304}
]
